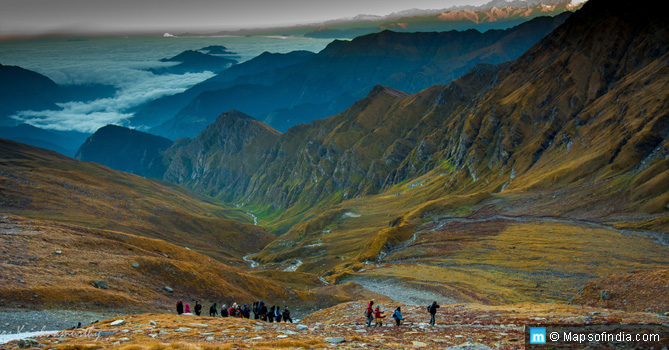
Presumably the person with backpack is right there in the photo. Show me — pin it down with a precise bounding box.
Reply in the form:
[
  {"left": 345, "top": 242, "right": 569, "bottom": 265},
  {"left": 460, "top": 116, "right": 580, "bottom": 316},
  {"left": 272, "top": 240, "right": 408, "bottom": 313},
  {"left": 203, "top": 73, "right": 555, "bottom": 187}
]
[
  {"left": 259, "top": 301, "right": 268, "bottom": 321},
  {"left": 220, "top": 304, "right": 229, "bottom": 317},
  {"left": 374, "top": 305, "right": 385, "bottom": 327},
  {"left": 229, "top": 303, "right": 237, "bottom": 317},
  {"left": 392, "top": 306, "right": 404, "bottom": 326},
  {"left": 184, "top": 303, "right": 191, "bottom": 314},
  {"left": 428, "top": 301, "right": 440, "bottom": 326},
  {"left": 267, "top": 306, "right": 275, "bottom": 322},
  {"left": 176, "top": 300, "right": 184, "bottom": 315},
  {"left": 194, "top": 301, "right": 202, "bottom": 316},
  {"left": 242, "top": 304, "right": 251, "bottom": 319},
  {"left": 365, "top": 301, "right": 374, "bottom": 327},
  {"left": 274, "top": 306, "right": 282, "bottom": 322},
  {"left": 282, "top": 306, "right": 293, "bottom": 323},
  {"left": 209, "top": 302, "right": 218, "bottom": 317},
  {"left": 253, "top": 302, "right": 259, "bottom": 319}
]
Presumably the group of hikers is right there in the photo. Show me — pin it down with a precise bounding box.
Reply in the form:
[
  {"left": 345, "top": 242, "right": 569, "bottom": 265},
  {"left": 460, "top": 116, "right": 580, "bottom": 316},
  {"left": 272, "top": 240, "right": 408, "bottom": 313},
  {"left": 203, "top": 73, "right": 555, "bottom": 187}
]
[
  {"left": 175, "top": 300, "right": 293, "bottom": 323},
  {"left": 365, "top": 300, "right": 440, "bottom": 327}
]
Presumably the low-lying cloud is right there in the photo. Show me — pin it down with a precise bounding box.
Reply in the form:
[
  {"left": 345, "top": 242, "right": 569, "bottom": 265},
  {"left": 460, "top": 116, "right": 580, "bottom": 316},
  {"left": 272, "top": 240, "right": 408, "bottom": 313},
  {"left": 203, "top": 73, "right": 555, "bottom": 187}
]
[{"left": 11, "top": 70, "right": 214, "bottom": 133}]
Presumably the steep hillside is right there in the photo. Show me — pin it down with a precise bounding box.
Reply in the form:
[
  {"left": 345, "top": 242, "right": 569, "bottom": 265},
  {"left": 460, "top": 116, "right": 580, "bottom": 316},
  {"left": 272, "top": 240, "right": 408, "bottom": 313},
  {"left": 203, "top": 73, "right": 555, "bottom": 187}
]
[
  {"left": 76, "top": 125, "right": 173, "bottom": 179},
  {"left": 149, "top": 14, "right": 569, "bottom": 138},
  {"left": 0, "top": 138, "right": 270, "bottom": 264},
  {"left": 0, "top": 214, "right": 357, "bottom": 314},
  {"left": 163, "top": 110, "right": 281, "bottom": 201}
]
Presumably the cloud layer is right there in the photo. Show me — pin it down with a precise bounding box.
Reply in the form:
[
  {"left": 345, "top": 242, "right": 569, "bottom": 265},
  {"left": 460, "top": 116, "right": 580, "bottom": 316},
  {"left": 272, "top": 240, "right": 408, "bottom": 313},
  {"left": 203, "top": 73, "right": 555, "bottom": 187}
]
[{"left": 12, "top": 70, "right": 214, "bottom": 133}]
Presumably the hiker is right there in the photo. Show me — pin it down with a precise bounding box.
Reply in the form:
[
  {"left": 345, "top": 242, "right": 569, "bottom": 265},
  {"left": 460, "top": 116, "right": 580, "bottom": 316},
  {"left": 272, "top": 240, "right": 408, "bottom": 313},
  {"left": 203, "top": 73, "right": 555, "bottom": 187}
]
[
  {"left": 229, "top": 302, "right": 238, "bottom": 317},
  {"left": 184, "top": 303, "right": 191, "bottom": 314},
  {"left": 428, "top": 301, "right": 440, "bottom": 326},
  {"left": 282, "top": 306, "right": 293, "bottom": 323},
  {"left": 176, "top": 300, "right": 184, "bottom": 315},
  {"left": 374, "top": 305, "right": 385, "bottom": 327},
  {"left": 365, "top": 301, "right": 374, "bottom": 327},
  {"left": 194, "top": 301, "right": 202, "bottom": 316},
  {"left": 392, "top": 307, "right": 404, "bottom": 326},
  {"left": 259, "top": 301, "right": 268, "bottom": 321},
  {"left": 242, "top": 304, "right": 251, "bottom": 319},
  {"left": 237, "top": 304, "right": 243, "bottom": 318},
  {"left": 209, "top": 302, "right": 218, "bottom": 317},
  {"left": 268, "top": 306, "right": 275, "bottom": 322},
  {"left": 253, "top": 302, "right": 259, "bottom": 319},
  {"left": 274, "top": 306, "right": 282, "bottom": 322},
  {"left": 220, "top": 304, "right": 229, "bottom": 317}
]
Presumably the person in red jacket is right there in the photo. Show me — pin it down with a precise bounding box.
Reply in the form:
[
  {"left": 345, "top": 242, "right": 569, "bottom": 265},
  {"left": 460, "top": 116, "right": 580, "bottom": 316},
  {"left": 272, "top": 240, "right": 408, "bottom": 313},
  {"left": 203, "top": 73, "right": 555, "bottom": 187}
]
[
  {"left": 365, "top": 301, "right": 374, "bottom": 327},
  {"left": 229, "top": 302, "right": 238, "bottom": 317},
  {"left": 374, "top": 305, "right": 385, "bottom": 327}
]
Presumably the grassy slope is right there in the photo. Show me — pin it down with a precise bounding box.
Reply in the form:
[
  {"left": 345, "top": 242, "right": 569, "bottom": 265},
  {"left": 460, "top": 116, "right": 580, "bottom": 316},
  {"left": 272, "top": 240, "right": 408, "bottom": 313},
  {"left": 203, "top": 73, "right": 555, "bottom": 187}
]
[
  {"left": 0, "top": 214, "right": 354, "bottom": 311},
  {"left": 0, "top": 138, "right": 273, "bottom": 264}
]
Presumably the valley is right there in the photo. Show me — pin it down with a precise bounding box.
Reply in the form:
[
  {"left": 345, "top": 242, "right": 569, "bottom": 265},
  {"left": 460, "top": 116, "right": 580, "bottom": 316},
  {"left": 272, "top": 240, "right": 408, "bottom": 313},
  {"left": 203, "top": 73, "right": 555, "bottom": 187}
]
[{"left": 1, "top": 0, "right": 668, "bottom": 348}]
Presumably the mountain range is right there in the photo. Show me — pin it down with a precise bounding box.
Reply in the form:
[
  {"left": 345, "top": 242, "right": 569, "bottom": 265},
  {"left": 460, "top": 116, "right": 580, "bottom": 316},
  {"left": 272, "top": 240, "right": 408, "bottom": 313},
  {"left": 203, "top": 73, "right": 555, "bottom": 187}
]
[
  {"left": 79, "top": 0, "right": 669, "bottom": 304},
  {"left": 2, "top": 0, "right": 668, "bottom": 318},
  {"left": 132, "top": 13, "right": 571, "bottom": 139}
]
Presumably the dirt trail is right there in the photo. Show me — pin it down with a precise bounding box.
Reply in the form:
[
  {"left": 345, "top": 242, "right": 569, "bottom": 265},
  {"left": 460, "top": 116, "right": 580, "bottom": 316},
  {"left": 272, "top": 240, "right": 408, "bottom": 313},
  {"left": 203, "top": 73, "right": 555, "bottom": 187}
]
[{"left": 345, "top": 277, "right": 458, "bottom": 306}]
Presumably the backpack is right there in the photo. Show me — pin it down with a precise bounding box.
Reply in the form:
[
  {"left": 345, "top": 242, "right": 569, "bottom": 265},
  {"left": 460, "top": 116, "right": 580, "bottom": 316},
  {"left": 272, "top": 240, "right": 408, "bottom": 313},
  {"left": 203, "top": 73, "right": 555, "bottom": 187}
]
[{"left": 427, "top": 305, "right": 432, "bottom": 313}]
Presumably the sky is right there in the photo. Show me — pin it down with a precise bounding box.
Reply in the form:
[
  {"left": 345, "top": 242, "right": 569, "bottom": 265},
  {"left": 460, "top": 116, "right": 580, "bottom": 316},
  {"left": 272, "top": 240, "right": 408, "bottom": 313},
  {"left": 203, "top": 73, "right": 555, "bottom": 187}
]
[{"left": 0, "top": 0, "right": 493, "bottom": 35}]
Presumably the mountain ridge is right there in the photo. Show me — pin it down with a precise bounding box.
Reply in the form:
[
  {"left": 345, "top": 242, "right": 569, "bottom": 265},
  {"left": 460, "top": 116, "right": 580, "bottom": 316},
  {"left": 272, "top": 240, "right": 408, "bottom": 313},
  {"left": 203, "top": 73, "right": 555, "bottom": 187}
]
[{"left": 145, "top": 13, "right": 571, "bottom": 138}]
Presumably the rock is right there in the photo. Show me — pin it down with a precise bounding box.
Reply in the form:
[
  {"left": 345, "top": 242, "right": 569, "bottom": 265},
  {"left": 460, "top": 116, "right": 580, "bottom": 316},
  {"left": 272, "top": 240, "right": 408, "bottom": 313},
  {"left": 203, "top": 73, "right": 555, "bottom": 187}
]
[
  {"left": 17, "top": 339, "right": 40, "bottom": 348},
  {"left": 133, "top": 330, "right": 143, "bottom": 334},
  {"left": 131, "top": 263, "right": 140, "bottom": 268},
  {"left": 176, "top": 327, "right": 192, "bottom": 332},
  {"left": 159, "top": 330, "right": 169, "bottom": 335},
  {"left": 600, "top": 290, "right": 611, "bottom": 300},
  {"left": 120, "top": 329, "right": 130, "bottom": 333},
  {"left": 149, "top": 320, "right": 157, "bottom": 325},
  {"left": 19, "top": 280, "right": 25, "bottom": 284},
  {"left": 296, "top": 324, "right": 308, "bottom": 331},
  {"left": 190, "top": 323, "right": 209, "bottom": 327},
  {"left": 277, "top": 335, "right": 288, "bottom": 338},
  {"left": 92, "top": 280, "right": 109, "bottom": 289},
  {"left": 412, "top": 341, "right": 427, "bottom": 347},
  {"left": 119, "top": 337, "right": 131, "bottom": 342},
  {"left": 444, "top": 342, "right": 494, "bottom": 350},
  {"left": 149, "top": 334, "right": 158, "bottom": 338},
  {"left": 200, "top": 332, "right": 215, "bottom": 336},
  {"left": 112, "top": 341, "right": 120, "bottom": 345},
  {"left": 98, "top": 331, "right": 115, "bottom": 336},
  {"left": 206, "top": 336, "right": 214, "bottom": 341},
  {"left": 55, "top": 250, "right": 62, "bottom": 255},
  {"left": 355, "top": 329, "right": 367, "bottom": 333},
  {"left": 110, "top": 319, "right": 125, "bottom": 326},
  {"left": 164, "top": 286, "right": 173, "bottom": 292},
  {"left": 282, "top": 330, "right": 298, "bottom": 335},
  {"left": 325, "top": 337, "right": 346, "bottom": 344}
]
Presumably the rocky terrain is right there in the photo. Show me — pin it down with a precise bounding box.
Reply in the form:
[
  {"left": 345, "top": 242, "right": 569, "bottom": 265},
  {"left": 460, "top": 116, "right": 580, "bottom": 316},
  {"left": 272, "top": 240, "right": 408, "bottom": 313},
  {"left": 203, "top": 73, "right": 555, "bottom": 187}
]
[{"left": 2, "top": 301, "right": 667, "bottom": 349}]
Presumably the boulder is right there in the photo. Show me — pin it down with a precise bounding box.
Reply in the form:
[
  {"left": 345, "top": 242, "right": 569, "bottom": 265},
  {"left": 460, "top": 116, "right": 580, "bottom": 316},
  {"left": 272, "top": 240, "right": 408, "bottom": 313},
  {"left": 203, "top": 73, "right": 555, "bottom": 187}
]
[
  {"left": 110, "top": 319, "right": 125, "bottom": 326},
  {"left": 325, "top": 337, "right": 346, "bottom": 344},
  {"left": 92, "top": 280, "right": 109, "bottom": 289}
]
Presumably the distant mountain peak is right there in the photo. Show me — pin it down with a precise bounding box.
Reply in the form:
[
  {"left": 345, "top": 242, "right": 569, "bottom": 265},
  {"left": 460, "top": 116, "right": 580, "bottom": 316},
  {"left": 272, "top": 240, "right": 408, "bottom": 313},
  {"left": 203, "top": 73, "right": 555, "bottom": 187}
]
[{"left": 367, "top": 85, "right": 411, "bottom": 99}]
